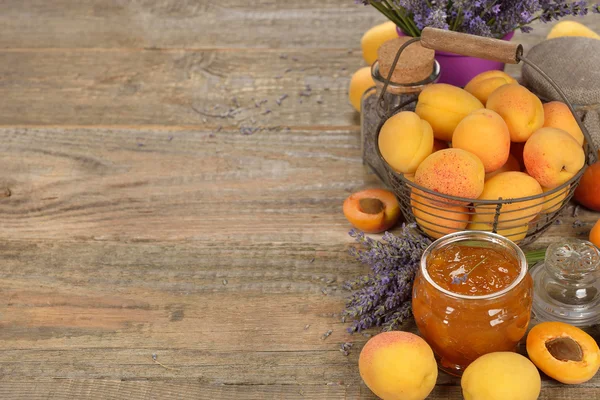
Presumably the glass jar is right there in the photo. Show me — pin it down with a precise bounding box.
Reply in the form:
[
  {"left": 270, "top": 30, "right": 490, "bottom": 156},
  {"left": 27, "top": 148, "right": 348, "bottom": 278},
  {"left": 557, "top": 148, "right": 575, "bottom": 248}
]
[
  {"left": 412, "top": 231, "right": 533, "bottom": 376},
  {"left": 360, "top": 60, "right": 440, "bottom": 183}
]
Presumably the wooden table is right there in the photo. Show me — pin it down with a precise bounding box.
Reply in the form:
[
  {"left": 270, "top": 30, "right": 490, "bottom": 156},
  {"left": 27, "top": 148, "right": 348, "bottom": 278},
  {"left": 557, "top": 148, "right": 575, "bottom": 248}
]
[{"left": 0, "top": 2, "right": 599, "bottom": 399}]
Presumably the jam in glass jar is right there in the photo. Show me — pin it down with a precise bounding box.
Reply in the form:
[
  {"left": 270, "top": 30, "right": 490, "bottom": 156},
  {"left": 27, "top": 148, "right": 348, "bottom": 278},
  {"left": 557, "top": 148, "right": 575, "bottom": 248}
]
[{"left": 412, "top": 231, "right": 533, "bottom": 375}]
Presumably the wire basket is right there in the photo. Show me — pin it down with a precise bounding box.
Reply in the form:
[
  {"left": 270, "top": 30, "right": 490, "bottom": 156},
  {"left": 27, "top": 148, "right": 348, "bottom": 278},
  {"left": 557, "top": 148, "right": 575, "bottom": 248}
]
[{"left": 372, "top": 28, "right": 598, "bottom": 246}]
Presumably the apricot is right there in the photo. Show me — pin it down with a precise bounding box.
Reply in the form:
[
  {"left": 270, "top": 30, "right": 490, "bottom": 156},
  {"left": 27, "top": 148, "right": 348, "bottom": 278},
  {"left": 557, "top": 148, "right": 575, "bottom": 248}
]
[
  {"left": 574, "top": 161, "right": 600, "bottom": 211},
  {"left": 453, "top": 109, "right": 511, "bottom": 173},
  {"left": 485, "top": 154, "right": 521, "bottom": 181},
  {"left": 378, "top": 111, "right": 434, "bottom": 174},
  {"left": 432, "top": 139, "right": 448, "bottom": 153},
  {"left": 343, "top": 189, "right": 400, "bottom": 233},
  {"left": 349, "top": 67, "right": 375, "bottom": 112},
  {"left": 474, "top": 172, "right": 543, "bottom": 226},
  {"left": 361, "top": 21, "right": 400, "bottom": 66},
  {"left": 543, "top": 101, "right": 584, "bottom": 146},
  {"left": 359, "top": 331, "right": 437, "bottom": 400},
  {"left": 590, "top": 219, "right": 600, "bottom": 248},
  {"left": 467, "top": 215, "right": 528, "bottom": 244},
  {"left": 527, "top": 322, "right": 600, "bottom": 384},
  {"left": 462, "top": 352, "right": 541, "bottom": 400},
  {"left": 524, "top": 127, "right": 585, "bottom": 189},
  {"left": 464, "top": 70, "right": 517, "bottom": 105},
  {"left": 411, "top": 189, "right": 470, "bottom": 239},
  {"left": 541, "top": 185, "right": 569, "bottom": 214},
  {"left": 486, "top": 84, "right": 544, "bottom": 142},
  {"left": 415, "top": 149, "right": 485, "bottom": 203},
  {"left": 547, "top": 20, "right": 600, "bottom": 40},
  {"left": 415, "top": 84, "right": 484, "bottom": 141}
]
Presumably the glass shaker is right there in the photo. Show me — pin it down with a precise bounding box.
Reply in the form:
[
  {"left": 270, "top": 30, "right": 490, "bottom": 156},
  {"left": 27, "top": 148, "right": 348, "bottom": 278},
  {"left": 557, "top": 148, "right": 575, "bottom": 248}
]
[{"left": 361, "top": 37, "right": 441, "bottom": 183}]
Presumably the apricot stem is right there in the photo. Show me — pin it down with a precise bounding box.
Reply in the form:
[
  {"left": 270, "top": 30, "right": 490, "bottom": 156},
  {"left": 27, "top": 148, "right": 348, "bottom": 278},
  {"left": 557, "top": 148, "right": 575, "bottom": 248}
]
[
  {"left": 359, "top": 198, "right": 385, "bottom": 215},
  {"left": 545, "top": 337, "right": 584, "bottom": 362}
]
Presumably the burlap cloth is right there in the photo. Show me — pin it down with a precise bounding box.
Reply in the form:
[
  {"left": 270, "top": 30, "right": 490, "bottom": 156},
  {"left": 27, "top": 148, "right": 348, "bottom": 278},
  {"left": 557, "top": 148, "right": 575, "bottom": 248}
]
[{"left": 522, "top": 37, "right": 600, "bottom": 156}]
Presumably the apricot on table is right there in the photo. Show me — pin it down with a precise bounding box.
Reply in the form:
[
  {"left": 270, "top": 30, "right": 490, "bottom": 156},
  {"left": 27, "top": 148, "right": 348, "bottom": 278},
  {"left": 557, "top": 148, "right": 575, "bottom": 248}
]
[
  {"left": 343, "top": 189, "right": 400, "bottom": 233},
  {"left": 461, "top": 352, "right": 541, "bottom": 400},
  {"left": 348, "top": 67, "right": 375, "bottom": 112},
  {"left": 453, "top": 109, "right": 511, "bottom": 173},
  {"left": 361, "top": 21, "right": 400, "bottom": 66},
  {"left": 547, "top": 20, "right": 600, "bottom": 40},
  {"left": 543, "top": 101, "right": 584, "bottom": 146},
  {"left": 359, "top": 331, "right": 437, "bottom": 400},
  {"left": 485, "top": 153, "right": 521, "bottom": 181},
  {"left": 378, "top": 111, "right": 433, "bottom": 174},
  {"left": 486, "top": 84, "right": 544, "bottom": 142},
  {"left": 415, "top": 148, "right": 485, "bottom": 203},
  {"left": 524, "top": 127, "right": 585, "bottom": 189},
  {"left": 415, "top": 83, "right": 484, "bottom": 141},
  {"left": 527, "top": 322, "right": 600, "bottom": 384},
  {"left": 574, "top": 161, "right": 600, "bottom": 211},
  {"left": 411, "top": 189, "right": 470, "bottom": 239},
  {"left": 590, "top": 219, "right": 600, "bottom": 248},
  {"left": 464, "top": 70, "right": 517, "bottom": 105},
  {"left": 474, "top": 171, "right": 543, "bottom": 226}
]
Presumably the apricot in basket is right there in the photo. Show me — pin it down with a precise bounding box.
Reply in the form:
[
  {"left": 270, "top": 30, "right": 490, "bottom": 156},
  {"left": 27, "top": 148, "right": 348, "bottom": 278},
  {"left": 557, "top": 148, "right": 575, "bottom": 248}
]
[
  {"left": 523, "top": 127, "right": 585, "bottom": 189},
  {"left": 486, "top": 83, "right": 544, "bottom": 143},
  {"left": 464, "top": 70, "right": 517, "bottom": 105},
  {"left": 343, "top": 189, "right": 400, "bottom": 234},
  {"left": 415, "top": 148, "right": 485, "bottom": 204}
]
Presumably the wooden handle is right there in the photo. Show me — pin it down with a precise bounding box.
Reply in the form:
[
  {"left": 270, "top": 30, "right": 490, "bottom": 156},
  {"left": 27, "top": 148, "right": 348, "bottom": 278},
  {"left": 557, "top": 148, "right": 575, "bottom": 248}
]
[{"left": 420, "top": 28, "right": 522, "bottom": 64}]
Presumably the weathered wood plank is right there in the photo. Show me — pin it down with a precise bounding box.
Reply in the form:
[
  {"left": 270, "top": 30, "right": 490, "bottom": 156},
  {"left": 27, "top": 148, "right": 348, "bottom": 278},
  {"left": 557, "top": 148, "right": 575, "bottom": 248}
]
[
  {"left": 0, "top": 379, "right": 598, "bottom": 400},
  {"left": 0, "top": 0, "right": 384, "bottom": 49},
  {"left": 1, "top": 126, "right": 595, "bottom": 243},
  {"left": 0, "top": 49, "right": 361, "bottom": 126},
  {"left": 0, "top": 18, "right": 598, "bottom": 126},
  {"left": 1, "top": 0, "right": 598, "bottom": 51},
  {"left": 0, "top": 379, "right": 368, "bottom": 400},
  {"left": 0, "top": 237, "right": 598, "bottom": 395}
]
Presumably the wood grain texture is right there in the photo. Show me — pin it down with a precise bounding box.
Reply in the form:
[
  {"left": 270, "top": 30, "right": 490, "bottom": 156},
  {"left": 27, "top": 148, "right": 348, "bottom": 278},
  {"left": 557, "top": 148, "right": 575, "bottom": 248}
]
[
  {"left": 1, "top": 379, "right": 599, "bottom": 400},
  {"left": 0, "top": 1, "right": 597, "bottom": 51},
  {"left": 1, "top": 0, "right": 600, "bottom": 399},
  {"left": 0, "top": 0, "right": 384, "bottom": 49},
  {"left": 1, "top": 126, "right": 595, "bottom": 243},
  {"left": 0, "top": 49, "right": 361, "bottom": 126}
]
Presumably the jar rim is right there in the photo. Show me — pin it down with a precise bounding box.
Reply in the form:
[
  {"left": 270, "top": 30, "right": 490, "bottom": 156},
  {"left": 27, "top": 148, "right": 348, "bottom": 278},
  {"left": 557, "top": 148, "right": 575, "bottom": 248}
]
[{"left": 419, "top": 231, "right": 528, "bottom": 300}]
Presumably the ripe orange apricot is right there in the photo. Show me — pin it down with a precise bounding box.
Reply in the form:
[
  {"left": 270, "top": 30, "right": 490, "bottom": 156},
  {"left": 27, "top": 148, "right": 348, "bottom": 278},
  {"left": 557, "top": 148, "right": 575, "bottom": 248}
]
[
  {"left": 411, "top": 189, "right": 469, "bottom": 239},
  {"left": 590, "top": 219, "right": 600, "bottom": 248},
  {"left": 343, "top": 189, "right": 400, "bottom": 233},
  {"left": 526, "top": 322, "right": 600, "bottom": 385},
  {"left": 574, "top": 161, "right": 600, "bottom": 212}
]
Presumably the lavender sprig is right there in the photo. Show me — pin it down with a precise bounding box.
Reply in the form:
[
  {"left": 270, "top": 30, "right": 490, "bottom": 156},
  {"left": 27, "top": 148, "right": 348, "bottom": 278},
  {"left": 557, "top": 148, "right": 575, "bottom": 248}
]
[
  {"left": 343, "top": 224, "right": 431, "bottom": 333},
  {"left": 356, "top": 1, "right": 600, "bottom": 38}
]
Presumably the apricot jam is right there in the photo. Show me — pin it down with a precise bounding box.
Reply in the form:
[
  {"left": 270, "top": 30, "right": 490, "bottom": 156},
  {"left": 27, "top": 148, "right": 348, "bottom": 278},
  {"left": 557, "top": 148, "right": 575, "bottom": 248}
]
[{"left": 412, "top": 232, "right": 533, "bottom": 375}]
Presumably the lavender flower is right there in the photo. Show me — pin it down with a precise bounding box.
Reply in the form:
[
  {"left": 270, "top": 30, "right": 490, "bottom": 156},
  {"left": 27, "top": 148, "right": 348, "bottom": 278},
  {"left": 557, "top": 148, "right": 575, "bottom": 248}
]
[
  {"left": 342, "top": 224, "right": 431, "bottom": 333},
  {"left": 356, "top": 0, "right": 600, "bottom": 37}
]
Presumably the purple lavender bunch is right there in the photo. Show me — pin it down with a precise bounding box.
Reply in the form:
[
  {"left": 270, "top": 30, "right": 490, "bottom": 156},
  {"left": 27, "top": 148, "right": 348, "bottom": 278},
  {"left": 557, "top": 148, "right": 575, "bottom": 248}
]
[
  {"left": 356, "top": 0, "right": 600, "bottom": 38},
  {"left": 342, "top": 224, "right": 431, "bottom": 333}
]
